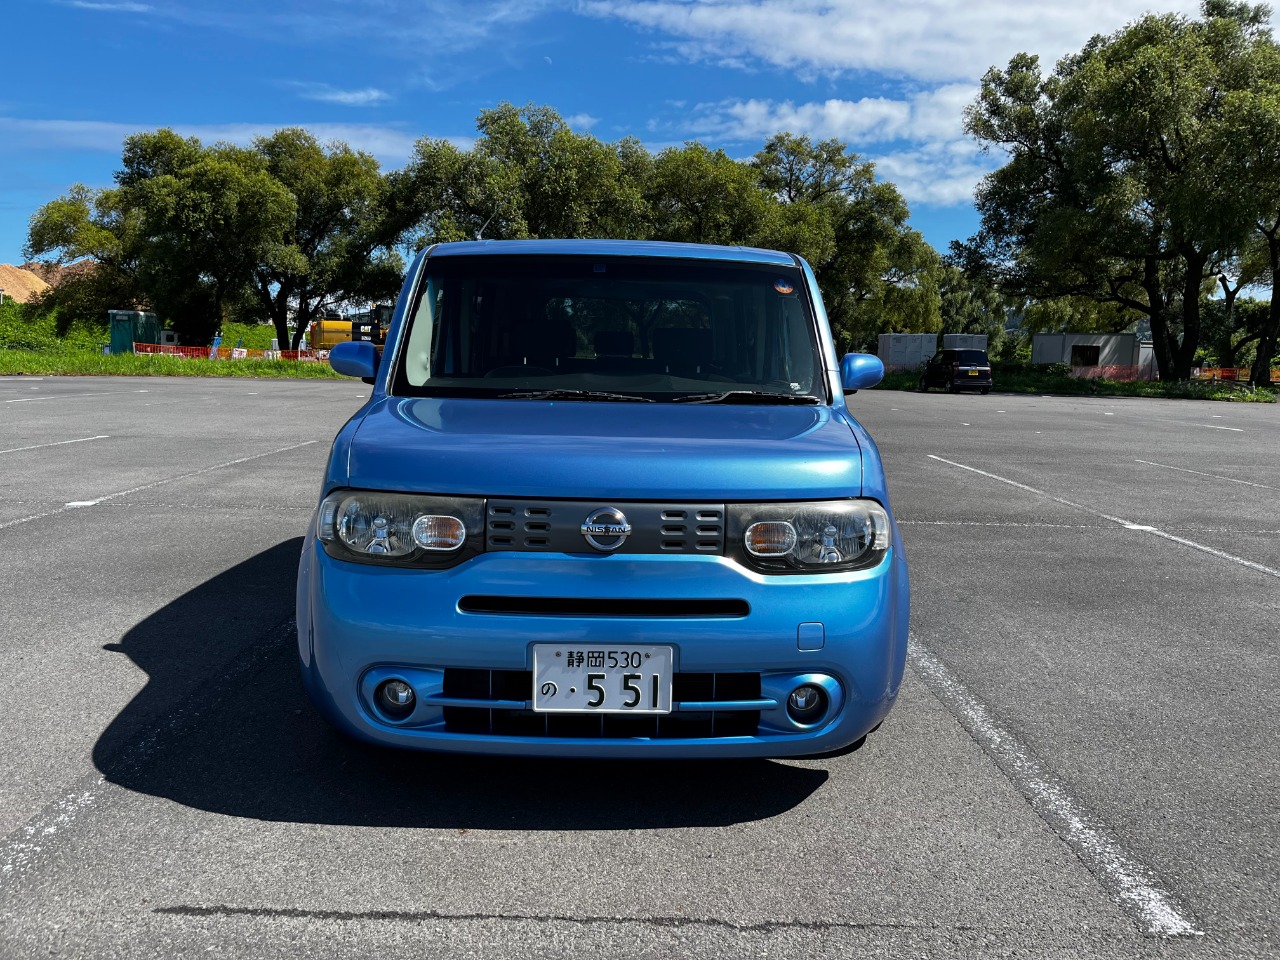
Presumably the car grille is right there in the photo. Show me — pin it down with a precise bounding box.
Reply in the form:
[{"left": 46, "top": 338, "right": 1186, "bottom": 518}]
[
  {"left": 441, "top": 668, "right": 762, "bottom": 739},
  {"left": 486, "top": 500, "right": 726, "bottom": 556}
]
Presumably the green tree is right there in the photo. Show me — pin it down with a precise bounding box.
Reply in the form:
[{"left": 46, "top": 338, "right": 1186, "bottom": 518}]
[
  {"left": 395, "top": 109, "right": 939, "bottom": 351},
  {"left": 119, "top": 132, "right": 296, "bottom": 344},
  {"left": 1212, "top": 20, "right": 1280, "bottom": 384},
  {"left": 1019, "top": 295, "right": 1139, "bottom": 335},
  {"left": 751, "top": 134, "right": 940, "bottom": 350},
  {"left": 963, "top": 2, "right": 1280, "bottom": 380},
  {"left": 246, "top": 128, "right": 403, "bottom": 350},
  {"left": 23, "top": 184, "right": 145, "bottom": 333},
  {"left": 397, "top": 103, "right": 651, "bottom": 246},
  {"left": 937, "top": 264, "right": 1008, "bottom": 346},
  {"left": 646, "top": 142, "right": 771, "bottom": 246},
  {"left": 28, "top": 127, "right": 406, "bottom": 347}
]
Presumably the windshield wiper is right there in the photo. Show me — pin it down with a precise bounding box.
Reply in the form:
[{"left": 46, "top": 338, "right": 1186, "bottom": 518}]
[
  {"left": 673, "top": 390, "right": 822, "bottom": 405},
  {"left": 498, "top": 389, "right": 654, "bottom": 402}
]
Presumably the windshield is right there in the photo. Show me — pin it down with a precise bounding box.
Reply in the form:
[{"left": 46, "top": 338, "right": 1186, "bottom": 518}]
[{"left": 390, "top": 255, "right": 827, "bottom": 403}]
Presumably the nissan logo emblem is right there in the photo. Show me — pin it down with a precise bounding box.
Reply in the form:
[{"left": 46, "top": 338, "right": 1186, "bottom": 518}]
[{"left": 580, "top": 507, "right": 632, "bottom": 551}]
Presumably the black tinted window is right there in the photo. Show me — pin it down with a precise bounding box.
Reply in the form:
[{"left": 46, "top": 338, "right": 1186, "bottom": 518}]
[
  {"left": 392, "top": 255, "right": 825, "bottom": 401},
  {"left": 956, "top": 350, "right": 989, "bottom": 364}
]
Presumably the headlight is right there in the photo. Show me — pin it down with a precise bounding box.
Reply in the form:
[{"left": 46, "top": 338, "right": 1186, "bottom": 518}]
[
  {"left": 317, "top": 491, "right": 484, "bottom": 567},
  {"left": 728, "top": 500, "right": 891, "bottom": 574}
]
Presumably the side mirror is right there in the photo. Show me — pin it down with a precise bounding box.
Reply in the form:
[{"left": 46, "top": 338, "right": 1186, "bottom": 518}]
[
  {"left": 840, "top": 353, "right": 884, "bottom": 394},
  {"left": 330, "top": 341, "right": 380, "bottom": 381}
]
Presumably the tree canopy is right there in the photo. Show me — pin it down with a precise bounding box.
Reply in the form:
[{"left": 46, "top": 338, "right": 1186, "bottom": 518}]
[
  {"left": 961, "top": 0, "right": 1280, "bottom": 382},
  {"left": 394, "top": 106, "right": 940, "bottom": 350},
  {"left": 27, "top": 102, "right": 941, "bottom": 350},
  {"left": 27, "top": 129, "right": 404, "bottom": 347}
]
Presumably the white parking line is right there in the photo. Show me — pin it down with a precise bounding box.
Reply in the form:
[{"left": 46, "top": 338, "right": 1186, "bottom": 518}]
[
  {"left": 5, "top": 391, "right": 138, "bottom": 404},
  {"left": 0, "top": 441, "right": 317, "bottom": 531},
  {"left": 1200, "top": 424, "right": 1244, "bottom": 432},
  {"left": 1134, "top": 459, "right": 1275, "bottom": 490},
  {"left": 64, "top": 440, "right": 319, "bottom": 508},
  {"left": 909, "top": 641, "right": 1200, "bottom": 937},
  {"left": 0, "top": 435, "right": 109, "bottom": 455},
  {"left": 928, "top": 454, "right": 1280, "bottom": 580}
]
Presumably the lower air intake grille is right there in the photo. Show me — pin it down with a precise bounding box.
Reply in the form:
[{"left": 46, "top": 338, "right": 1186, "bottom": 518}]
[
  {"left": 458, "top": 596, "right": 749, "bottom": 618},
  {"left": 441, "top": 669, "right": 761, "bottom": 739}
]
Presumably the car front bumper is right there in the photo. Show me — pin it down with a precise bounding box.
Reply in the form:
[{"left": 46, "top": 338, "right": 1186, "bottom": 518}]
[{"left": 296, "top": 531, "right": 909, "bottom": 758}]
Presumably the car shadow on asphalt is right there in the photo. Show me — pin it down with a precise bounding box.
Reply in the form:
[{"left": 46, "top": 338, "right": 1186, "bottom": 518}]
[{"left": 93, "top": 540, "right": 829, "bottom": 830}]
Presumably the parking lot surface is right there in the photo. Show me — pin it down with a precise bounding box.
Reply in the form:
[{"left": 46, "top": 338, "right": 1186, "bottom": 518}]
[{"left": 0, "top": 376, "right": 1275, "bottom": 958}]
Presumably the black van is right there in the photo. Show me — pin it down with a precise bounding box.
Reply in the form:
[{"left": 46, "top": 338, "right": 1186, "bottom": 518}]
[{"left": 919, "top": 348, "right": 993, "bottom": 394}]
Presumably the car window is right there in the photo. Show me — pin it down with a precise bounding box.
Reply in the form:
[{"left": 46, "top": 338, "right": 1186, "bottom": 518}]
[
  {"left": 393, "top": 255, "right": 826, "bottom": 402},
  {"left": 956, "top": 350, "right": 989, "bottom": 365}
]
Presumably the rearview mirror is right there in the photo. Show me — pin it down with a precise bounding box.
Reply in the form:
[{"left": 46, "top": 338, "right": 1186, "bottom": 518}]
[{"left": 840, "top": 353, "right": 884, "bottom": 393}]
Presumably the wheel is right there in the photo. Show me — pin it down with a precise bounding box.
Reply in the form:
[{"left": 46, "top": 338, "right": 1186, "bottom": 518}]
[
  {"left": 918, "top": 376, "right": 928, "bottom": 392},
  {"left": 980, "top": 387, "right": 990, "bottom": 395},
  {"left": 946, "top": 379, "right": 957, "bottom": 394}
]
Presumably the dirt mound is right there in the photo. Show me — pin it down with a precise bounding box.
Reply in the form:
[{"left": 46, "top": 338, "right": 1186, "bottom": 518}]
[
  {"left": 21, "top": 260, "right": 97, "bottom": 289},
  {"left": 0, "top": 265, "right": 51, "bottom": 304}
]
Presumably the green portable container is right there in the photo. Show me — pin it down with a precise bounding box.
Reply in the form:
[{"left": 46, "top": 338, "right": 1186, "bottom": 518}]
[{"left": 107, "top": 310, "right": 161, "bottom": 354}]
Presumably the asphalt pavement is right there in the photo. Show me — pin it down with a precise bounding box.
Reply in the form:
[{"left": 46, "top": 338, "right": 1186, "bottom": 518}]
[{"left": 0, "top": 375, "right": 1274, "bottom": 959}]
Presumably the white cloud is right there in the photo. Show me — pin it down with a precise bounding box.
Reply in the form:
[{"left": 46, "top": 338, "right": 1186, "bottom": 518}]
[
  {"left": 871, "top": 142, "right": 1003, "bottom": 207},
  {"left": 0, "top": 118, "right": 458, "bottom": 165},
  {"left": 64, "top": 1, "right": 154, "bottom": 11},
  {"left": 580, "top": 0, "right": 1214, "bottom": 82},
  {"left": 669, "top": 85, "right": 998, "bottom": 208},
  {"left": 687, "top": 84, "right": 975, "bottom": 144},
  {"left": 564, "top": 113, "right": 601, "bottom": 130},
  {"left": 290, "top": 83, "right": 392, "bottom": 106}
]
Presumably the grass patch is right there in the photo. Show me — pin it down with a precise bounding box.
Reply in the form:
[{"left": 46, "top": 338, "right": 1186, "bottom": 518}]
[
  {"left": 877, "top": 368, "right": 1276, "bottom": 403},
  {"left": 219, "top": 321, "right": 283, "bottom": 351},
  {"left": 0, "top": 303, "right": 341, "bottom": 379},
  {"left": 0, "top": 346, "right": 344, "bottom": 379}
]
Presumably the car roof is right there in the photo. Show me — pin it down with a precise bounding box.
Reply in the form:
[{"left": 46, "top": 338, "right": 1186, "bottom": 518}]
[{"left": 424, "top": 238, "right": 798, "bottom": 266}]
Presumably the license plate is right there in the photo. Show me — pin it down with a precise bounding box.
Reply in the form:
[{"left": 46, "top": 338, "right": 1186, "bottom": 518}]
[
  {"left": 532, "top": 644, "right": 673, "bottom": 714},
  {"left": 968, "top": 369, "right": 979, "bottom": 376}
]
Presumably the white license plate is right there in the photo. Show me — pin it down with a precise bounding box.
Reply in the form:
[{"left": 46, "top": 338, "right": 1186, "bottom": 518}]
[{"left": 532, "top": 644, "right": 673, "bottom": 714}]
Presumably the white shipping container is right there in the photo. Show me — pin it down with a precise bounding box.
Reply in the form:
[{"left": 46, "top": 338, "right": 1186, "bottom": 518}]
[
  {"left": 877, "top": 333, "right": 938, "bottom": 370},
  {"left": 1031, "top": 333, "right": 1139, "bottom": 367}
]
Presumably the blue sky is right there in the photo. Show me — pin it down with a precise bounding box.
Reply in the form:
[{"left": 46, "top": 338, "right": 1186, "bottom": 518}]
[{"left": 2, "top": 0, "right": 1216, "bottom": 268}]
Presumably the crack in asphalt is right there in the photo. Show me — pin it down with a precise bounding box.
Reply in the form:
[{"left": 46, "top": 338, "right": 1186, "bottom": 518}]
[{"left": 154, "top": 904, "right": 978, "bottom": 933}]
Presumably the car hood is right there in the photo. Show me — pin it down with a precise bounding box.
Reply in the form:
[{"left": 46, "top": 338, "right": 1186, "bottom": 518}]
[{"left": 344, "top": 397, "right": 863, "bottom": 500}]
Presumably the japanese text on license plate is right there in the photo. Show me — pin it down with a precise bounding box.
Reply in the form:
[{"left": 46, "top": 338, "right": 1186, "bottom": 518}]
[{"left": 532, "top": 644, "right": 673, "bottom": 714}]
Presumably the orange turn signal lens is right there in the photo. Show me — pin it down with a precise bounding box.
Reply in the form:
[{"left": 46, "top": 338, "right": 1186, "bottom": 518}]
[
  {"left": 745, "top": 521, "right": 798, "bottom": 558},
  {"left": 411, "top": 515, "right": 467, "bottom": 551}
]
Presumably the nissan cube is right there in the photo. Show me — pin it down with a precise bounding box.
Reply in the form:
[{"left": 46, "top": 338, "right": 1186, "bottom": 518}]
[{"left": 297, "top": 239, "right": 909, "bottom": 757}]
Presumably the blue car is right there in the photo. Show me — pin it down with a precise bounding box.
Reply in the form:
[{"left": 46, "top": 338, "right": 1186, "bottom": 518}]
[{"left": 297, "top": 239, "right": 909, "bottom": 758}]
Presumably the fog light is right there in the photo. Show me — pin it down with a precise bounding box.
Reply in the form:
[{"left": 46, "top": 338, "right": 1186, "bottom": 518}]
[
  {"left": 787, "top": 684, "right": 828, "bottom": 725},
  {"left": 376, "top": 679, "right": 416, "bottom": 719}
]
